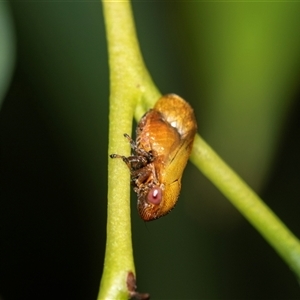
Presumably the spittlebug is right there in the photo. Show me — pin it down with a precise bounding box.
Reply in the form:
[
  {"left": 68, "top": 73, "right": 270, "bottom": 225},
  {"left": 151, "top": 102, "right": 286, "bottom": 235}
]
[{"left": 110, "top": 94, "right": 197, "bottom": 221}]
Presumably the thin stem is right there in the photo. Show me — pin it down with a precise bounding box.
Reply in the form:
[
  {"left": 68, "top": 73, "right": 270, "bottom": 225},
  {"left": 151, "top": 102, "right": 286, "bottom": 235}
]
[
  {"left": 99, "top": 1, "right": 159, "bottom": 299},
  {"left": 99, "top": 1, "right": 300, "bottom": 298},
  {"left": 190, "top": 135, "right": 300, "bottom": 278}
]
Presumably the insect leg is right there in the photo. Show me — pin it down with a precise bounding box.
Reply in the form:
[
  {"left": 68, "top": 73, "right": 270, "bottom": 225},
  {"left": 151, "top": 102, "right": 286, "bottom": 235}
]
[
  {"left": 124, "top": 133, "right": 154, "bottom": 162},
  {"left": 110, "top": 154, "right": 132, "bottom": 168}
]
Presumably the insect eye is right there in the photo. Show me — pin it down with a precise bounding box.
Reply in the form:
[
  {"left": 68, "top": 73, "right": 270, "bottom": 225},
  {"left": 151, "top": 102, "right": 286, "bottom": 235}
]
[{"left": 147, "top": 187, "right": 162, "bottom": 205}]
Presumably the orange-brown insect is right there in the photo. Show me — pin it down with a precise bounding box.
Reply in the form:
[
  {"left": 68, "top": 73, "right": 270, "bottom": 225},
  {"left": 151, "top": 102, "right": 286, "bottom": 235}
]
[{"left": 110, "top": 94, "right": 197, "bottom": 221}]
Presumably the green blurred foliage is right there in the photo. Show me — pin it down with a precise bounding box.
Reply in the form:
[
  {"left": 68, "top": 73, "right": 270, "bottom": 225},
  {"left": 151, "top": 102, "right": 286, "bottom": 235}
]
[
  {"left": 0, "top": 2, "right": 15, "bottom": 107},
  {"left": 1, "top": 2, "right": 300, "bottom": 299}
]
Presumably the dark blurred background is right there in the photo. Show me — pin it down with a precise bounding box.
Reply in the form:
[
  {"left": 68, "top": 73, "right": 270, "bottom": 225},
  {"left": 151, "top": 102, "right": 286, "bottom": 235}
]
[{"left": 1, "top": 2, "right": 300, "bottom": 299}]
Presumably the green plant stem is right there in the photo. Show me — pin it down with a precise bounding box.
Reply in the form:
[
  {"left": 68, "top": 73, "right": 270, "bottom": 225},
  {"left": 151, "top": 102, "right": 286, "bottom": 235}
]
[
  {"left": 99, "top": 0, "right": 300, "bottom": 298},
  {"left": 98, "top": 1, "right": 159, "bottom": 299},
  {"left": 190, "top": 135, "right": 300, "bottom": 278}
]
